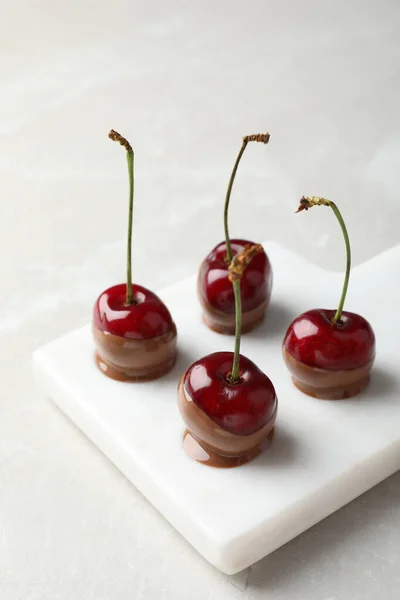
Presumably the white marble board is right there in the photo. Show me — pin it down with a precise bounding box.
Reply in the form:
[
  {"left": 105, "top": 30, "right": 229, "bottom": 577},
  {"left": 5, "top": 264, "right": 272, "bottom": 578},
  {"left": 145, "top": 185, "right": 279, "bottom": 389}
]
[{"left": 32, "top": 242, "right": 400, "bottom": 574}]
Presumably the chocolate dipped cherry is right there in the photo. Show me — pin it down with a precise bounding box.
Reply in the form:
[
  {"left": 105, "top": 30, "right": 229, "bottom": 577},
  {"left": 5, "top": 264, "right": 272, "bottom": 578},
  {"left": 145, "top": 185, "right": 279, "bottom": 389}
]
[
  {"left": 282, "top": 196, "right": 375, "bottom": 400},
  {"left": 198, "top": 133, "right": 273, "bottom": 334},
  {"left": 179, "top": 245, "right": 277, "bottom": 468},
  {"left": 93, "top": 130, "right": 177, "bottom": 381}
]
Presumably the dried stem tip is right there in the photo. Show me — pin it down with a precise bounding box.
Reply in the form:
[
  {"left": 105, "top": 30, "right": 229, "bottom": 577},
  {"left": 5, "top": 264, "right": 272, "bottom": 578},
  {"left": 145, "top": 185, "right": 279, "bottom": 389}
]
[
  {"left": 243, "top": 132, "right": 270, "bottom": 144},
  {"left": 228, "top": 244, "right": 263, "bottom": 282},
  {"left": 108, "top": 129, "right": 133, "bottom": 153},
  {"left": 297, "top": 196, "right": 330, "bottom": 213}
]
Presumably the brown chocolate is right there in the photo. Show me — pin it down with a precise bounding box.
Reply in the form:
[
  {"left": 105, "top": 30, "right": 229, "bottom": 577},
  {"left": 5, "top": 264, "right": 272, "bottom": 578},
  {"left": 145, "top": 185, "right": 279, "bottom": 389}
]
[
  {"left": 177, "top": 378, "right": 277, "bottom": 467},
  {"left": 182, "top": 429, "right": 275, "bottom": 468},
  {"left": 199, "top": 296, "right": 268, "bottom": 335},
  {"left": 93, "top": 324, "right": 177, "bottom": 382},
  {"left": 282, "top": 347, "right": 374, "bottom": 400}
]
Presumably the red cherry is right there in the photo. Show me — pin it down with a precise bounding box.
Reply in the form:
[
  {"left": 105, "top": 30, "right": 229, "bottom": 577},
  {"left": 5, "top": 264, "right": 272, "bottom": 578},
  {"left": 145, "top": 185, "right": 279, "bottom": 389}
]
[
  {"left": 198, "top": 133, "right": 272, "bottom": 334},
  {"left": 93, "top": 283, "right": 175, "bottom": 340},
  {"left": 283, "top": 196, "right": 376, "bottom": 399},
  {"left": 93, "top": 131, "right": 177, "bottom": 381},
  {"left": 199, "top": 238, "right": 272, "bottom": 320},
  {"left": 283, "top": 309, "right": 376, "bottom": 371},
  {"left": 183, "top": 351, "right": 277, "bottom": 436}
]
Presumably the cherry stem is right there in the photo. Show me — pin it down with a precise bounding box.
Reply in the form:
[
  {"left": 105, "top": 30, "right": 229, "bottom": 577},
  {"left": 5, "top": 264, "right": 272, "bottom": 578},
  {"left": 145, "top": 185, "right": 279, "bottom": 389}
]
[
  {"left": 230, "top": 279, "right": 242, "bottom": 381},
  {"left": 297, "top": 196, "right": 351, "bottom": 323},
  {"left": 109, "top": 130, "right": 135, "bottom": 306},
  {"left": 223, "top": 132, "right": 270, "bottom": 262},
  {"left": 224, "top": 140, "right": 247, "bottom": 262},
  {"left": 228, "top": 244, "right": 263, "bottom": 382}
]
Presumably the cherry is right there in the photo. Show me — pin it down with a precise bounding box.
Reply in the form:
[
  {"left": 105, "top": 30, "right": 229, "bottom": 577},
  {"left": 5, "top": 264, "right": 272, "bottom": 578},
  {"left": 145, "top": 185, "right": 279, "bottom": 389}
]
[
  {"left": 93, "top": 283, "right": 174, "bottom": 340},
  {"left": 93, "top": 131, "right": 177, "bottom": 381},
  {"left": 198, "top": 133, "right": 273, "bottom": 334},
  {"left": 282, "top": 196, "right": 376, "bottom": 400},
  {"left": 284, "top": 309, "right": 375, "bottom": 371},
  {"left": 198, "top": 239, "right": 272, "bottom": 313},
  {"left": 183, "top": 351, "right": 276, "bottom": 436},
  {"left": 178, "top": 245, "right": 278, "bottom": 467}
]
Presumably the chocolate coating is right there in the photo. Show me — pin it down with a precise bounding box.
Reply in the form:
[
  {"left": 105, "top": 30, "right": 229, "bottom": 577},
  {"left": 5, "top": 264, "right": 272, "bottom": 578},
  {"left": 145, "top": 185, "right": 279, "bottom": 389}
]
[
  {"left": 282, "top": 346, "right": 374, "bottom": 400},
  {"left": 178, "top": 376, "right": 277, "bottom": 467},
  {"left": 93, "top": 324, "right": 177, "bottom": 382},
  {"left": 200, "top": 295, "right": 268, "bottom": 334},
  {"left": 182, "top": 428, "right": 275, "bottom": 468}
]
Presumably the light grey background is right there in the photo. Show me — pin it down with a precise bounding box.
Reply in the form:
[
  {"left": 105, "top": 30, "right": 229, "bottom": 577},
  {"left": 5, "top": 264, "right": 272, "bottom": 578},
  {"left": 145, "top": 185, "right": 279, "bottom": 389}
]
[{"left": 1, "top": 1, "right": 399, "bottom": 599}]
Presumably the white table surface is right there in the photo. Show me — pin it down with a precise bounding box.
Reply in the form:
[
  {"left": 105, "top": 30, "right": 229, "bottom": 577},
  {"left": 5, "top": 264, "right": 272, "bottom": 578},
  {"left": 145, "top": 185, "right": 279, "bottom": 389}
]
[{"left": 1, "top": 1, "right": 399, "bottom": 599}]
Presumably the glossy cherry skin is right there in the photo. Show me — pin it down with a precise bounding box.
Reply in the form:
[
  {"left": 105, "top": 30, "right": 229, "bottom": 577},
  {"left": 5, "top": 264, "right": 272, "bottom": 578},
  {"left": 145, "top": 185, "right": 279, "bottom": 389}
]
[
  {"left": 184, "top": 351, "right": 277, "bottom": 436},
  {"left": 198, "top": 239, "right": 272, "bottom": 314},
  {"left": 283, "top": 308, "right": 376, "bottom": 371},
  {"left": 93, "top": 283, "right": 175, "bottom": 340}
]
